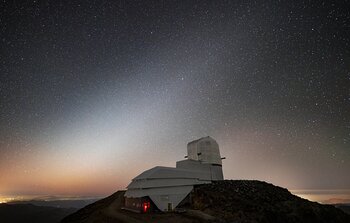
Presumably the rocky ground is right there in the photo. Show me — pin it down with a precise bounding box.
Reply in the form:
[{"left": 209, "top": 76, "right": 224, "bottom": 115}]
[
  {"left": 61, "top": 180, "right": 350, "bottom": 223},
  {"left": 190, "top": 180, "right": 350, "bottom": 223}
]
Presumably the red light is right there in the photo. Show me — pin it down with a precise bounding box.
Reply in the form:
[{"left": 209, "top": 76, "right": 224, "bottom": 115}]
[{"left": 143, "top": 202, "right": 150, "bottom": 212}]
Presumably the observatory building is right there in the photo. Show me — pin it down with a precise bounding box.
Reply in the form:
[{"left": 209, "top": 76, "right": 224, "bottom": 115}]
[{"left": 124, "top": 136, "right": 225, "bottom": 212}]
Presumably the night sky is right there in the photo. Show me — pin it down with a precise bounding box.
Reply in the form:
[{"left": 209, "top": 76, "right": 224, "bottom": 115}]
[{"left": 0, "top": 0, "right": 349, "bottom": 200}]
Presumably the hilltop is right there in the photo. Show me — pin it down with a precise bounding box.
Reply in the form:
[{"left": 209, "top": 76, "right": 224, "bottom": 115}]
[
  {"left": 62, "top": 180, "right": 350, "bottom": 223},
  {"left": 0, "top": 203, "right": 76, "bottom": 223}
]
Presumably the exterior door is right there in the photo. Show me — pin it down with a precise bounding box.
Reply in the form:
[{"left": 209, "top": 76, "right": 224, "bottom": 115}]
[{"left": 168, "top": 203, "right": 172, "bottom": 211}]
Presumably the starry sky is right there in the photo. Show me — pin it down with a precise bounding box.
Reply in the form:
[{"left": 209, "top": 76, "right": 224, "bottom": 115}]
[{"left": 0, "top": 0, "right": 349, "bottom": 200}]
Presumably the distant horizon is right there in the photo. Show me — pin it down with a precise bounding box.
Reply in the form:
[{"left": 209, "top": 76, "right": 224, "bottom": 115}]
[{"left": 2, "top": 186, "right": 350, "bottom": 205}]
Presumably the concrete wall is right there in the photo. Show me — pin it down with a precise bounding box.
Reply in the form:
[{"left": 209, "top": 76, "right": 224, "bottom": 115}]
[{"left": 176, "top": 159, "right": 223, "bottom": 181}]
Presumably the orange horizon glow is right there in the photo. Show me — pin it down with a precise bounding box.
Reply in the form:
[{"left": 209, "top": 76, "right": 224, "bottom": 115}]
[
  {"left": 1, "top": 1, "right": 350, "bottom": 217},
  {"left": 1, "top": 127, "right": 349, "bottom": 204},
  {"left": 1, "top": 189, "right": 350, "bottom": 205}
]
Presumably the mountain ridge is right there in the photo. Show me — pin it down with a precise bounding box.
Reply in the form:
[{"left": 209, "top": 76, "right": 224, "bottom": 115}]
[
  {"left": 62, "top": 180, "right": 350, "bottom": 223},
  {"left": 0, "top": 203, "right": 76, "bottom": 223}
]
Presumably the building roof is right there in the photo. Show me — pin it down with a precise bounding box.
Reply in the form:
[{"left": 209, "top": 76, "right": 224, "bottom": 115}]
[
  {"left": 128, "top": 166, "right": 212, "bottom": 188},
  {"left": 187, "top": 136, "right": 212, "bottom": 145}
]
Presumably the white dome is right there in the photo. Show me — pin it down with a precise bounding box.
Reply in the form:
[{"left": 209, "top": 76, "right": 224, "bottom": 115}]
[{"left": 187, "top": 136, "right": 222, "bottom": 165}]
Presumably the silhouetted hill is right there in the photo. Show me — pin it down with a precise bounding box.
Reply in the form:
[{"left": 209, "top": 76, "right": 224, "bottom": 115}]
[
  {"left": 62, "top": 180, "right": 350, "bottom": 223},
  {"left": 9, "top": 198, "right": 99, "bottom": 209},
  {"left": 336, "top": 205, "right": 350, "bottom": 215},
  {"left": 0, "top": 203, "right": 76, "bottom": 223},
  {"left": 191, "top": 180, "right": 350, "bottom": 223},
  {"left": 62, "top": 190, "right": 126, "bottom": 223}
]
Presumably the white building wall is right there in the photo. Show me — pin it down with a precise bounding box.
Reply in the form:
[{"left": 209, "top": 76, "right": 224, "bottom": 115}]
[
  {"left": 148, "top": 186, "right": 194, "bottom": 211},
  {"left": 125, "top": 136, "right": 224, "bottom": 212}
]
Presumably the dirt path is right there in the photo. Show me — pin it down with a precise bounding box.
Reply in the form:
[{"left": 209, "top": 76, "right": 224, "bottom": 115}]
[{"left": 102, "top": 192, "right": 144, "bottom": 223}]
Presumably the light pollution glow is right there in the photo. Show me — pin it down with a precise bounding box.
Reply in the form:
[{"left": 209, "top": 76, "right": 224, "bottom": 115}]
[
  {"left": 1, "top": 84, "right": 349, "bottom": 202},
  {"left": 0, "top": 0, "right": 349, "bottom": 205}
]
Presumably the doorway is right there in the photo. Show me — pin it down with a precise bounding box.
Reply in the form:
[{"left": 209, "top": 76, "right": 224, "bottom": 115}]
[{"left": 167, "top": 203, "right": 173, "bottom": 211}]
